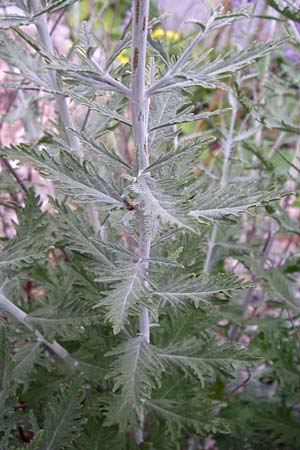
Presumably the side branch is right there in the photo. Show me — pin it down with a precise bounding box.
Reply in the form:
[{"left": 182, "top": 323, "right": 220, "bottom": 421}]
[
  {"left": 146, "top": 9, "right": 218, "bottom": 96},
  {"left": 0, "top": 291, "right": 78, "bottom": 367},
  {"left": 31, "top": 0, "right": 83, "bottom": 161},
  {"left": 91, "top": 57, "right": 131, "bottom": 97}
]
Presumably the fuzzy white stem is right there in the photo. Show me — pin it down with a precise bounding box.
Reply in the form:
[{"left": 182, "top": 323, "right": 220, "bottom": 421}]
[
  {"left": 31, "top": 0, "right": 84, "bottom": 162},
  {"left": 130, "top": 0, "right": 151, "bottom": 338},
  {"left": 0, "top": 292, "right": 78, "bottom": 366},
  {"left": 130, "top": 0, "right": 151, "bottom": 443},
  {"left": 91, "top": 57, "right": 131, "bottom": 96},
  {"left": 220, "top": 94, "right": 238, "bottom": 188},
  {"left": 203, "top": 223, "right": 218, "bottom": 274},
  {"left": 31, "top": 0, "right": 104, "bottom": 234}
]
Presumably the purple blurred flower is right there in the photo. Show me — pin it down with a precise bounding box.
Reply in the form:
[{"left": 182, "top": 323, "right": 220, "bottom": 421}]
[
  {"left": 231, "top": 0, "right": 252, "bottom": 6},
  {"left": 284, "top": 47, "right": 300, "bottom": 62}
]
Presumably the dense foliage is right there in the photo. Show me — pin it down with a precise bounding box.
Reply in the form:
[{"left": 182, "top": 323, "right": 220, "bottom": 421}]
[{"left": 0, "top": 0, "right": 300, "bottom": 448}]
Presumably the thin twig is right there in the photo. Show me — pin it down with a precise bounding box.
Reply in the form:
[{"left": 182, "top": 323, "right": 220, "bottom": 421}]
[
  {"left": 284, "top": 300, "right": 300, "bottom": 350},
  {"left": 0, "top": 156, "right": 28, "bottom": 194},
  {"left": 0, "top": 200, "right": 17, "bottom": 210},
  {"left": 224, "top": 368, "right": 251, "bottom": 401},
  {"left": 0, "top": 86, "right": 29, "bottom": 193},
  {"left": 50, "top": 9, "right": 65, "bottom": 36}
]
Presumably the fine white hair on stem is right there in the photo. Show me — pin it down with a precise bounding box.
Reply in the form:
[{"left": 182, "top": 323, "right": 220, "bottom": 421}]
[{"left": 130, "top": 0, "right": 151, "bottom": 443}]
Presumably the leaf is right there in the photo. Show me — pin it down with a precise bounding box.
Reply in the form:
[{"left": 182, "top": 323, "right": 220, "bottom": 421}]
[
  {"left": 148, "top": 90, "right": 228, "bottom": 149},
  {"left": 70, "top": 129, "right": 131, "bottom": 168},
  {"left": 266, "top": 0, "right": 300, "bottom": 22},
  {"left": 158, "top": 338, "right": 256, "bottom": 386},
  {"left": 75, "top": 416, "right": 127, "bottom": 450},
  {"left": 33, "top": 0, "right": 77, "bottom": 17},
  {"left": 145, "top": 396, "right": 228, "bottom": 439},
  {"left": 189, "top": 11, "right": 248, "bottom": 33},
  {"left": 76, "top": 21, "right": 97, "bottom": 57},
  {"left": 146, "top": 137, "right": 215, "bottom": 171},
  {"left": 27, "top": 264, "right": 107, "bottom": 342},
  {"left": 265, "top": 269, "right": 300, "bottom": 312},
  {"left": 106, "top": 336, "right": 164, "bottom": 412},
  {"left": 14, "top": 341, "right": 43, "bottom": 390},
  {"left": 69, "top": 91, "right": 131, "bottom": 127},
  {"left": 199, "top": 40, "right": 285, "bottom": 78},
  {"left": 55, "top": 204, "right": 114, "bottom": 268},
  {"left": 149, "top": 106, "right": 229, "bottom": 131},
  {"left": 40, "top": 377, "right": 83, "bottom": 450},
  {"left": 243, "top": 142, "right": 274, "bottom": 171},
  {"left": 94, "top": 262, "right": 149, "bottom": 334},
  {"left": 0, "top": 326, "right": 15, "bottom": 415},
  {"left": 0, "top": 35, "right": 47, "bottom": 88},
  {"left": 48, "top": 58, "right": 128, "bottom": 94},
  {"left": 131, "top": 174, "right": 196, "bottom": 231},
  {"left": 101, "top": 393, "right": 140, "bottom": 432},
  {"left": 0, "top": 190, "right": 49, "bottom": 271},
  {"left": 157, "top": 39, "right": 288, "bottom": 92},
  {"left": 269, "top": 120, "right": 300, "bottom": 135},
  {"left": 12, "top": 27, "right": 51, "bottom": 61},
  {"left": 151, "top": 272, "right": 250, "bottom": 309},
  {"left": 148, "top": 33, "right": 170, "bottom": 66},
  {"left": 190, "top": 183, "right": 280, "bottom": 223},
  {"left": 0, "top": 14, "right": 31, "bottom": 29},
  {"left": 210, "top": 11, "right": 249, "bottom": 30},
  {"left": 106, "top": 33, "right": 132, "bottom": 69},
  {"left": 1, "top": 144, "right": 124, "bottom": 209}
]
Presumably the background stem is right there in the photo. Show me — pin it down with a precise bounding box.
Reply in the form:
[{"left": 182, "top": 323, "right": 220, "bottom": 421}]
[
  {"left": 31, "top": 0, "right": 103, "bottom": 234},
  {"left": 203, "top": 93, "right": 238, "bottom": 273}
]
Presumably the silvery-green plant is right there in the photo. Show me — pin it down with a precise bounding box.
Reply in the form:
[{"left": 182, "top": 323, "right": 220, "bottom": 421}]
[{"left": 0, "top": 1, "right": 289, "bottom": 448}]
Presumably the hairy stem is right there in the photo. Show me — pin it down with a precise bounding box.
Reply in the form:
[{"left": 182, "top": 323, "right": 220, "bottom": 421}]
[
  {"left": 31, "top": 0, "right": 104, "bottom": 234},
  {"left": 130, "top": 0, "right": 151, "bottom": 443},
  {"left": 31, "top": 0, "right": 83, "bottom": 162}
]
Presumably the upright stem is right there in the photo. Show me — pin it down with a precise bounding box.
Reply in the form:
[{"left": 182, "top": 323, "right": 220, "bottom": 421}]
[
  {"left": 130, "top": 0, "right": 151, "bottom": 443},
  {"left": 131, "top": 0, "right": 151, "bottom": 340},
  {"left": 31, "top": 0, "right": 103, "bottom": 233}
]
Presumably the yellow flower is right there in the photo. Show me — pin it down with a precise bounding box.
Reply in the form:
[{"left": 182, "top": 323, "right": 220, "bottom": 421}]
[
  {"left": 116, "top": 28, "right": 180, "bottom": 65},
  {"left": 117, "top": 49, "right": 130, "bottom": 64},
  {"left": 151, "top": 27, "right": 165, "bottom": 39},
  {"left": 165, "top": 30, "right": 180, "bottom": 41},
  {"left": 151, "top": 27, "right": 180, "bottom": 41}
]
